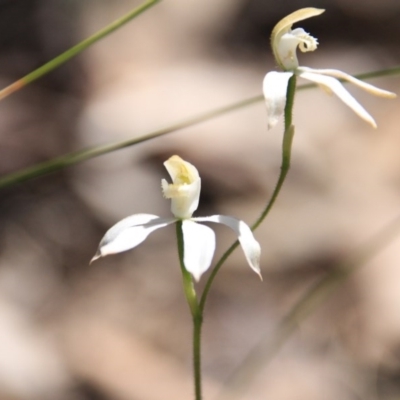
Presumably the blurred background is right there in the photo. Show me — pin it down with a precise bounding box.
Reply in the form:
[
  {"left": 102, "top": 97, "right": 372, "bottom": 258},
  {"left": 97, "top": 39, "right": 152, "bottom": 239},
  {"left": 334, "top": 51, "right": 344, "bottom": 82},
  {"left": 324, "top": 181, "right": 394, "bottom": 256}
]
[{"left": 0, "top": 0, "right": 399, "bottom": 399}]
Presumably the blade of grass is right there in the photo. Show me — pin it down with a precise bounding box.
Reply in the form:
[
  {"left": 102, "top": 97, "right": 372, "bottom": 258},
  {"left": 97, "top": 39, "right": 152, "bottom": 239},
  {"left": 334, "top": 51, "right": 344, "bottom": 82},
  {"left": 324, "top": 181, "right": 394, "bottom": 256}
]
[
  {"left": 0, "top": 66, "right": 398, "bottom": 189},
  {"left": 0, "top": 0, "right": 161, "bottom": 101},
  {"left": 0, "top": 95, "right": 262, "bottom": 188}
]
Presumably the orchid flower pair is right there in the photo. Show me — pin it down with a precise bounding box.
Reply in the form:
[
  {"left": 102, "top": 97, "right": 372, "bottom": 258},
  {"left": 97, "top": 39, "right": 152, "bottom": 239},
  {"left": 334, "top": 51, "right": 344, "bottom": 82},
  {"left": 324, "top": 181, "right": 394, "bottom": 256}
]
[
  {"left": 91, "top": 155, "right": 261, "bottom": 282},
  {"left": 263, "top": 8, "right": 396, "bottom": 129}
]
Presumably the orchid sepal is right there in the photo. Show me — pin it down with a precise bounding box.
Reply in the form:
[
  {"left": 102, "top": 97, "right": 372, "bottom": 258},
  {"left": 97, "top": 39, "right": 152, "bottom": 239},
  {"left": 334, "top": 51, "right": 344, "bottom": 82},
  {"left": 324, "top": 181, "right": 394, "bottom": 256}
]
[
  {"left": 194, "top": 215, "right": 262, "bottom": 280},
  {"left": 90, "top": 214, "right": 176, "bottom": 263},
  {"left": 263, "top": 71, "right": 293, "bottom": 129},
  {"left": 182, "top": 219, "right": 216, "bottom": 282}
]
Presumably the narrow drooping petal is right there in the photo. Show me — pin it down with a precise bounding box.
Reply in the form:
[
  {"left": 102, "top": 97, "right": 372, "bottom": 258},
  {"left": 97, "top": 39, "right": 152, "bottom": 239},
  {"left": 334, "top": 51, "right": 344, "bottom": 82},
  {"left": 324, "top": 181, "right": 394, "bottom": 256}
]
[
  {"left": 298, "top": 70, "right": 378, "bottom": 127},
  {"left": 162, "top": 155, "right": 201, "bottom": 219},
  {"left": 91, "top": 214, "right": 175, "bottom": 262},
  {"left": 263, "top": 71, "right": 294, "bottom": 129},
  {"left": 181, "top": 220, "right": 216, "bottom": 281},
  {"left": 194, "top": 215, "right": 262, "bottom": 279},
  {"left": 301, "top": 68, "right": 397, "bottom": 98}
]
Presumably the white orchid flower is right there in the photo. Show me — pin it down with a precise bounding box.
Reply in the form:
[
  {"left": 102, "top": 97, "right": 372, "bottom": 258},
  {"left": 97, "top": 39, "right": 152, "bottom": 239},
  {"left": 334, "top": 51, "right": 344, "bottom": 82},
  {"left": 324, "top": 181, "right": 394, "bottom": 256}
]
[
  {"left": 91, "top": 155, "right": 261, "bottom": 282},
  {"left": 264, "top": 8, "right": 396, "bottom": 129}
]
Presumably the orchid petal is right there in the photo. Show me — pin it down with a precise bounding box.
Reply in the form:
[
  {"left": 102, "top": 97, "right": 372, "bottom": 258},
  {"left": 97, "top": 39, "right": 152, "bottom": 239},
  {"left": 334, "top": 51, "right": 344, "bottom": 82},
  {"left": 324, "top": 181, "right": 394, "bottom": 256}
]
[
  {"left": 181, "top": 220, "right": 216, "bottom": 282},
  {"left": 194, "top": 216, "right": 262, "bottom": 279},
  {"left": 300, "top": 67, "right": 397, "bottom": 98},
  {"left": 263, "top": 71, "right": 294, "bottom": 129},
  {"left": 298, "top": 69, "right": 378, "bottom": 127},
  {"left": 91, "top": 214, "right": 175, "bottom": 263}
]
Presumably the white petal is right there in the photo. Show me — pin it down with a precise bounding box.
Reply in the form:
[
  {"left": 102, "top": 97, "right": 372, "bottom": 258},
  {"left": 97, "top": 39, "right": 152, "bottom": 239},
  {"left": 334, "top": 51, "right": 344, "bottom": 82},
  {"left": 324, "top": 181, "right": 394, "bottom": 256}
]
[
  {"left": 181, "top": 220, "right": 216, "bottom": 282},
  {"left": 301, "top": 67, "right": 397, "bottom": 98},
  {"left": 263, "top": 71, "right": 294, "bottom": 129},
  {"left": 194, "top": 216, "right": 262, "bottom": 279},
  {"left": 298, "top": 70, "right": 377, "bottom": 128},
  {"left": 91, "top": 214, "right": 175, "bottom": 263}
]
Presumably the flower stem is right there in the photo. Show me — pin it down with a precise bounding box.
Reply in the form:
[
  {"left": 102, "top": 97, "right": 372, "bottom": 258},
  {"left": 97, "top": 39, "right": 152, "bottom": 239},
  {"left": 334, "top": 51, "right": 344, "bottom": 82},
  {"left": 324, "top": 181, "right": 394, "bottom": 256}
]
[
  {"left": 176, "top": 221, "right": 203, "bottom": 400},
  {"left": 252, "top": 74, "right": 296, "bottom": 230},
  {"left": 193, "top": 313, "right": 203, "bottom": 400},
  {"left": 284, "top": 74, "right": 296, "bottom": 130},
  {"left": 200, "top": 75, "right": 297, "bottom": 312},
  {"left": 0, "top": 0, "right": 161, "bottom": 101}
]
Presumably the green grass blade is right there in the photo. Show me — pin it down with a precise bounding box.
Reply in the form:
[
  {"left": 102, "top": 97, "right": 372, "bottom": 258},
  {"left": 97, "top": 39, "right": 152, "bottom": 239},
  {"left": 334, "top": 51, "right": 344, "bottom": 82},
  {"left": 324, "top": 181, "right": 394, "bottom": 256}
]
[
  {"left": 0, "top": 0, "right": 161, "bottom": 101},
  {"left": 0, "top": 66, "right": 398, "bottom": 189}
]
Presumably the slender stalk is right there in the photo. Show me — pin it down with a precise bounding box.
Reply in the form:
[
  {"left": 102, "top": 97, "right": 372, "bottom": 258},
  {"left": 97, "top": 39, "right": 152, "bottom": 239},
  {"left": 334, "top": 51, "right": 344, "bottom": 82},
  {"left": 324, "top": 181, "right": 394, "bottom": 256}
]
[
  {"left": 284, "top": 75, "right": 296, "bottom": 130},
  {"left": 253, "top": 75, "right": 296, "bottom": 230},
  {"left": 0, "top": 67, "right": 398, "bottom": 189},
  {"left": 0, "top": 0, "right": 161, "bottom": 101},
  {"left": 193, "top": 314, "right": 203, "bottom": 400},
  {"left": 176, "top": 222, "right": 203, "bottom": 400},
  {"left": 200, "top": 75, "right": 297, "bottom": 311},
  {"left": 0, "top": 95, "right": 260, "bottom": 189}
]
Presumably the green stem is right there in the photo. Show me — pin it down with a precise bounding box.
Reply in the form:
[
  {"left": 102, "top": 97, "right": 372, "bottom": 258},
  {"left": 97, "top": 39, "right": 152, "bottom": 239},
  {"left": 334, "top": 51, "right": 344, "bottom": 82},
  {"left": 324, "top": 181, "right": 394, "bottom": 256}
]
[
  {"left": 0, "top": 0, "right": 161, "bottom": 101},
  {"left": 193, "top": 314, "right": 203, "bottom": 400},
  {"left": 0, "top": 95, "right": 261, "bottom": 189},
  {"left": 200, "top": 75, "right": 297, "bottom": 312},
  {"left": 284, "top": 75, "right": 296, "bottom": 130},
  {"left": 253, "top": 75, "right": 296, "bottom": 231},
  {"left": 0, "top": 67, "right": 399, "bottom": 189},
  {"left": 176, "top": 222, "right": 203, "bottom": 400}
]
